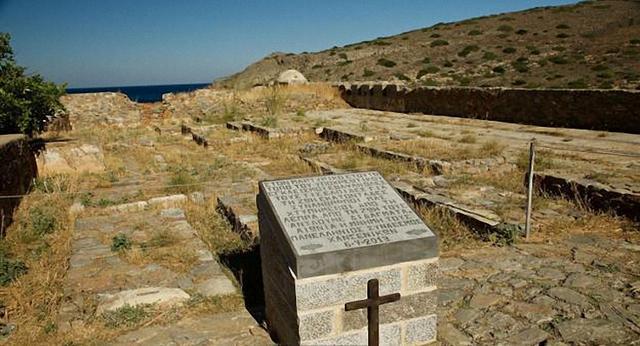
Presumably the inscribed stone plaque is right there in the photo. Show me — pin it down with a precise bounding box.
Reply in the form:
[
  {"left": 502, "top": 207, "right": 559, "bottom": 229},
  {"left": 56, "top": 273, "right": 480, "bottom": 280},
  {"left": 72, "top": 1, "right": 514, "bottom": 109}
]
[{"left": 258, "top": 171, "right": 437, "bottom": 278}]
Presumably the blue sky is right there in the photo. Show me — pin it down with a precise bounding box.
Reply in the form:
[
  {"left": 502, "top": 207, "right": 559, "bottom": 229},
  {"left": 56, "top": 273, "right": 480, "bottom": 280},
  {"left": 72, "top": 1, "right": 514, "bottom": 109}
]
[{"left": 0, "top": 0, "right": 576, "bottom": 88}]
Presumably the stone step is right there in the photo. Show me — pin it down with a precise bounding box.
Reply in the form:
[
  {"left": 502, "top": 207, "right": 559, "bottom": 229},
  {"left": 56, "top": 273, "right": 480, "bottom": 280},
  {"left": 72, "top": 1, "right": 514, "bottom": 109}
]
[
  {"left": 356, "top": 143, "right": 449, "bottom": 174},
  {"left": 241, "top": 121, "right": 282, "bottom": 139},
  {"left": 58, "top": 208, "right": 238, "bottom": 331},
  {"left": 317, "top": 127, "right": 373, "bottom": 143},
  {"left": 217, "top": 195, "right": 259, "bottom": 244},
  {"left": 114, "top": 310, "right": 271, "bottom": 345},
  {"left": 393, "top": 181, "right": 523, "bottom": 237},
  {"left": 533, "top": 172, "right": 640, "bottom": 222}
]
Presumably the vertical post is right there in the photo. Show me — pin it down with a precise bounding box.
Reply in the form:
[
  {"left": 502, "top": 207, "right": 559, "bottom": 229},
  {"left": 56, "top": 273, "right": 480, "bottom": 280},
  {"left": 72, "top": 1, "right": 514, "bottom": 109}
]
[
  {"left": 367, "top": 279, "right": 379, "bottom": 346},
  {"left": 525, "top": 139, "right": 536, "bottom": 239}
]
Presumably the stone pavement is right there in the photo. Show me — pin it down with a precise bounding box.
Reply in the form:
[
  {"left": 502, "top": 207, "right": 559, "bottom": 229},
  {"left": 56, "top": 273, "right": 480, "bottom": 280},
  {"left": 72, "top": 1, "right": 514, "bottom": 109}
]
[
  {"left": 115, "top": 310, "right": 271, "bottom": 345},
  {"left": 57, "top": 204, "right": 238, "bottom": 330},
  {"left": 438, "top": 233, "right": 640, "bottom": 345}
]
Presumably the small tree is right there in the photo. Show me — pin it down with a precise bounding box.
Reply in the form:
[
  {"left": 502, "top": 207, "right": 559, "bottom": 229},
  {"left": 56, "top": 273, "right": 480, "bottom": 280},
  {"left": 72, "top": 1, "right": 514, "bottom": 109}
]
[{"left": 0, "top": 33, "right": 66, "bottom": 136}]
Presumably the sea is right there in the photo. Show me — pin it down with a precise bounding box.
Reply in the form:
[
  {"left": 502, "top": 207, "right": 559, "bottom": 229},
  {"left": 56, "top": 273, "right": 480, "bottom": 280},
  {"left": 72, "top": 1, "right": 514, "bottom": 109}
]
[{"left": 66, "top": 83, "right": 211, "bottom": 103}]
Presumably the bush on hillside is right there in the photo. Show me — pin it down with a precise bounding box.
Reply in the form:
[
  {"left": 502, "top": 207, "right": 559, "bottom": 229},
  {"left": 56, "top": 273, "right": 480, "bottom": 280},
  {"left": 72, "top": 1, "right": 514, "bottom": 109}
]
[
  {"left": 377, "top": 58, "right": 397, "bottom": 68},
  {"left": 430, "top": 39, "right": 449, "bottom": 47},
  {"left": 458, "top": 45, "right": 479, "bottom": 57},
  {"left": 0, "top": 33, "right": 66, "bottom": 136}
]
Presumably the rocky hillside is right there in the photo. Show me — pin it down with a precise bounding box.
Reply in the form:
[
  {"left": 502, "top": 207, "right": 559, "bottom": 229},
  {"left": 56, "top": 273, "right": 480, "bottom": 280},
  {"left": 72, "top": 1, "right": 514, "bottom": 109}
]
[{"left": 216, "top": 0, "right": 640, "bottom": 90}]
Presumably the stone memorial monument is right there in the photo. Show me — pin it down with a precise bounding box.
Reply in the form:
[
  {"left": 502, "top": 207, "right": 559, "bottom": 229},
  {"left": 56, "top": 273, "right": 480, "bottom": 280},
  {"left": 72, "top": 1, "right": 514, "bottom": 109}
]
[{"left": 258, "top": 171, "right": 439, "bottom": 345}]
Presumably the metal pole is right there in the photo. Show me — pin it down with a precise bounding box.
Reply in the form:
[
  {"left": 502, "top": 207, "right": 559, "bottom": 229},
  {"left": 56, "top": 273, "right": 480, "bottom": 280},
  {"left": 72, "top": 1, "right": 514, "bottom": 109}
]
[{"left": 525, "top": 139, "right": 536, "bottom": 239}]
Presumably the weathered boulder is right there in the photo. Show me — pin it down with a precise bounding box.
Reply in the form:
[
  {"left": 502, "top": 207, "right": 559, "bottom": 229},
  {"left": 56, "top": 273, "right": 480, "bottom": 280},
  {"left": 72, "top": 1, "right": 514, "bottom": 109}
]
[
  {"left": 276, "top": 69, "right": 308, "bottom": 85},
  {"left": 37, "top": 144, "right": 105, "bottom": 175}
]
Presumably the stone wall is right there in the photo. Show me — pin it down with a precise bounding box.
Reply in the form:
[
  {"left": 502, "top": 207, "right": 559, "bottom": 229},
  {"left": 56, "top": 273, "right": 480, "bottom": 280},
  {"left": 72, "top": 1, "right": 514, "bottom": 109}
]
[
  {"left": 60, "top": 92, "right": 141, "bottom": 128},
  {"left": 0, "top": 135, "right": 37, "bottom": 235},
  {"left": 339, "top": 84, "right": 640, "bottom": 134}
]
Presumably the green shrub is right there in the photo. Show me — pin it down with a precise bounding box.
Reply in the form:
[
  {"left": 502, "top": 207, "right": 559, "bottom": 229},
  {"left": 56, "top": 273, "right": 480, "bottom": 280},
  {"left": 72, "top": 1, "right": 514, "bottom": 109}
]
[
  {"left": 591, "top": 64, "right": 608, "bottom": 72},
  {"left": 430, "top": 39, "right": 449, "bottom": 47},
  {"left": 502, "top": 47, "right": 517, "bottom": 54},
  {"left": 421, "top": 57, "right": 431, "bottom": 64},
  {"left": 111, "top": 233, "right": 132, "bottom": 252},
  {"left": 515, "top": 29, "right": 528, "bottom": 35},
  {"left": 372, "top": 40, "right": 392, "bottom": 46},
  {"left": 338, "top": 53, "right": 348, "bottom": 60},
  {"left": 548, "top": 56, "right": 569, "bottom": 64},
  {"left": 337, "top": 60, "right": 352, "bottom": 66},
  {"left": 556, "top": 24, "right": 570, "bottom": 29},
  {"left": 468, "top": 30, "right": 483, "bottom": 36},
  {"left": 363, "top": 69, "right": 375, "bottom": 77},
  {"left": 311, "top": 64, "right": 322, "bottom": 69},
  {"left": 102, "top": 304, "right": 150, "bottom": 328},
  {"left": 0, "top": 253, "right": 27, "bottom": 286},
  {"left": 497, "top": 25, "right": 514, "bottom": 32},
  {"left": 29, "top": 206, "right": 58, "bottom": 236},
  {"left": 0, "top": 33, "right": 66, "bottom": 136},
  {"left": 417, "top": 66, "right": 440, "bottom": 79},
  {"left": 377, "top": 58, "right": 396, "bottom": 68},
  {"left": 329, "top": 51, "right": 336, "bottom": 56},
  {"left": 492, "top": 66, "right": 506, "bottom": 74},
  {"left": 457, "top": 76, "right": 472, "bottom": 86},
  {"left": 511, "top": 59, "right": 529, "bottom": 73},
  {"left": 512, "top": 79, "right": 527, "bottom": 86},
  {"left": 394, "top": 73, "right": 410, "bottom": 81},
  {"left": 631, "top": 39, "right": 640, "bottom": 45},
  {"left": 458, "top": 45, "right": 479, "bottom": 57},
  {"left": 596, "top": 72, "right": 612, "bottom": 79},
  {"left": 568, "top": 79, "right": 588, "bottom": 89},
  {"left": 556, "top": 33, "right": 570, "bottom": 39},
  {"left": 482, "top": 52, "right": 497, "bottom": 60},
  {"left": 443, "top": 60, "right": 453, "bottom": 68},
  {"left": 598, "top": 81, "right": 613, "bottom": 89}
]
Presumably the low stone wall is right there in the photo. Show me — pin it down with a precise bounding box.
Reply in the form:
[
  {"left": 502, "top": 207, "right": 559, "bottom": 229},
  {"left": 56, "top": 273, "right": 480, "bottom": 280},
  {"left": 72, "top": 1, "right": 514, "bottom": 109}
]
[
  {"left": 0, "top": 135, "right": 37, "bottom": 235},
  {"left": 339, "top": 84, "right": 640, "bottom": 134}
]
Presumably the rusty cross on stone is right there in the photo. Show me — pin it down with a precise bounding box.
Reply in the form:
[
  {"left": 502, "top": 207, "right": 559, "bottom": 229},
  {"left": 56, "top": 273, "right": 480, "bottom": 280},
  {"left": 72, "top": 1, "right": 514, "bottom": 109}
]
[{"left": 344, "top": 278, "right": 401, "bottom": 346}]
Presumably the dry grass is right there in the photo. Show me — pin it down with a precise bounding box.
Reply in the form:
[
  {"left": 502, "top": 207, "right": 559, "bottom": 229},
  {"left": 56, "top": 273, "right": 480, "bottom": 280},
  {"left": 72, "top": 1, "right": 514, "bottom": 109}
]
[
  {"left": 0, "top": 180, "right": 75, "bottom": 344},
  {"left": 205, "top": 130, "right": 314, "bottom": 177},
  {"left": 328, "top": 146, "right": 420, "bottom": 177},
  {"left": 120, "top": 243, "right": 199, "bottom": 273},
  {"left": 380, "top": 138, "right": 485, "bottom": 161},
  {"left": 183, "top": 200, "right": 248, "bottom": 256},
  {"left": 533, "top": 203, "right": 640, "bottom": 243},
  {"left": 417, "top": 206, "right": 483, "bottom": 252}
]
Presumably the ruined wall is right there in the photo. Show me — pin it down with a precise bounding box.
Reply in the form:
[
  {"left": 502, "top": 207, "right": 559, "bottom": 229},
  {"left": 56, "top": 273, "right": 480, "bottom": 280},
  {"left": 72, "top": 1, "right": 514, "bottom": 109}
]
[
  {"left": 339, "top": 84, "right": 640, "bottom": 134},
  {"left": 0, "top": 135, "right": 38, "bottom": 235}
]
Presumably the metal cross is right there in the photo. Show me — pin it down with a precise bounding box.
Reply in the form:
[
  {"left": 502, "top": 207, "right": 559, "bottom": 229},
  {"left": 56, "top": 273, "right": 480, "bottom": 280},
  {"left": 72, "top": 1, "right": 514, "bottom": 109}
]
[{"left": 344, "top": 278, "right": 401, "bottom": 346}]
